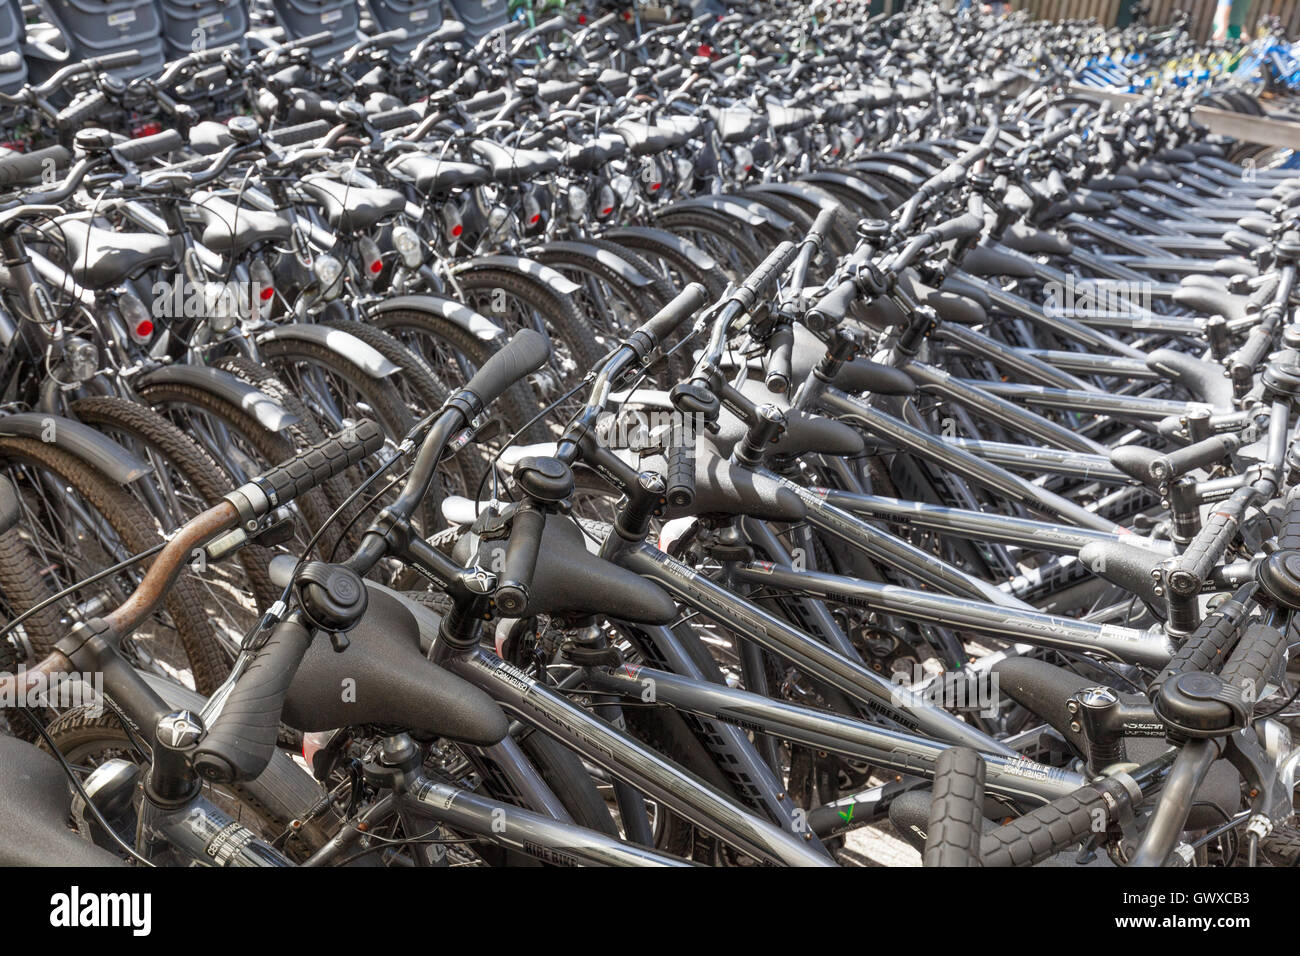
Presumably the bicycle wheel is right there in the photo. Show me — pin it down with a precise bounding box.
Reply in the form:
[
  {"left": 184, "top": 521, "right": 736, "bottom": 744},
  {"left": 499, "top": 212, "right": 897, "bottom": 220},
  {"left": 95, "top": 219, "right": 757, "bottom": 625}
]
[{"left": 0, "top": 437, "right": 227, "bottom": 693}]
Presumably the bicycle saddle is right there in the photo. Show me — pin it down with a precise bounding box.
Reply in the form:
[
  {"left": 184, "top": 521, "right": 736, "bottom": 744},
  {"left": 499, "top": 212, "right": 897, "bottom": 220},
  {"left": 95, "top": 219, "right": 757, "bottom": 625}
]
[
  {"left": 0, "top": 735, "right": 124, "bottom": 866},
  {"left": 52, "top": 217, "right": 175, "bottom": 290},
  {"left": 1171, "top": 281, "right": 1251, "bottom": 324},
  {"left": 470, "top": 513, "right": 679, "bottom": 623},
  {"left": 188, "top": 120, "right": 237, "bottom": 155},
  {"left": 651, "top": 436, "right": 807, "bottom": 522},
  {"left": 299, "top": 176, "right": 406, "bottom": 232},
  {"left": 712, "top": 378, "right": 865, "bottom": 459},
  {"left": 1000, "top": 224, "right": 1073, "bottom": 258},
  {"left": 957, "top": 244, "right": 1039, "bottom": 279},
  {"left": 191, "top": 191, "right": 293, "bottom": 256},
  {"left": 614, "top": 121, "right": 676, "bottom": 156},
  {"left": 387, "top": 153, "right": 490, "bottom": 194},
  {"left": 704, "top": 105, "right": 766, "bottom": 144},
  {"left": 788, "top": 323, "right": 916, "bottom": 396},
  {"left": 1083, "top": 174, "right": 1140, "bottom": 191},
  {"left": 1236, "top": 214, "right": 1274, "bottom": 237},
  {"left": 1144, "top": 347, "right": 1235, "bottom": 409},
  {"left": 658, "top": 115, "right": 704, "bottom": 141},
  {"left": 468, "top": 140, "right": 561, "bottom": 184},
  {"left": 561, "top": 133, "right": 628, "bottom": 172},
  {"left": 766, "top": 102, "right": 815, "bottom": 134},
  {"left": 275, "top": 571, "right": 509, "bottom": 745}
]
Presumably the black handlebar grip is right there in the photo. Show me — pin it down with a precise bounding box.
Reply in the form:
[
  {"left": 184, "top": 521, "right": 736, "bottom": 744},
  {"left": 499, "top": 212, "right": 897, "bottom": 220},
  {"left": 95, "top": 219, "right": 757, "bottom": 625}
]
[
  {"left": 245, "top": 419, "right": 385, "bottom": 513},
  {"left": 637, "top": 281, "right": 708, "bottom": 344},
  {"left": 57, "top": 90, "right": 109, "bottom": 130},
  {"left": 924, "top": 747, "right": 986, "bottom": 868},
  {"left": 1149, "top": 588, "right": 1251, "bottom": 701},
  {"left": 734, "top": 240, "right": 798, "bottom": 312},
  {"left": 809, "top": 206, "right": 837, "bottom": 246},
  {"left": 764, "top": 323, "right": 794, "bottom": 393},
  {"left": 289, "top": 31, "right": 334, "bottom": 49},
  {"left": 665, "top": 441, "right": 695, "bottom": 509},
  {"left": 264, "top": 119, "right": 331, "bottom": 149},
  {"left": 711, "top": 52, "right": 740, "bottom": 72},
  {"left": 367, "top": 28, "right": 410, "bottom": 51},
  {"left": 191, "top": 42, "right": 241, "bottom": 65},
  {"left": 807, "top": 277, "right": 859, "bottom": 331},
  {"left": 0, "top": 145, "right": 69, "bottom": 185},
  {"left": 980, "top": 781, "right": 1119, "bottom": 867},
  {"left": 112, "top": 129, "right": 184, "bottom": 164},
  {"left": 1175, "top": 509, "right": 1239, "bottom": 585},
  {"left": 494, "top": 506, "right": 545, "bottom": 616},
  {"left": 462, "top": 328, "right": 551, "bottom": 409},
  {"left": 369, "top": 107, "right": 418, "bottom": 132},
  {"left": 192, "top": 619, "right": 313, "bottom": 783},
  {"left": 1275, "top": 485, "right": 1300, "bottom": 552},
  {"left": 932, "top": 211, "right": 985, "bottom": 243},
  {"left": 368, "top": 107, "right": 421, "bottom": 131},
  {"left": 653, "top": 64, "right": 684, "bottom": 86},
  {"left": 86, "top": 50, "right": 143, "bottom": 71},
  {"left": 1218, "top": 622, "right": 1288, "bottom": 704}
]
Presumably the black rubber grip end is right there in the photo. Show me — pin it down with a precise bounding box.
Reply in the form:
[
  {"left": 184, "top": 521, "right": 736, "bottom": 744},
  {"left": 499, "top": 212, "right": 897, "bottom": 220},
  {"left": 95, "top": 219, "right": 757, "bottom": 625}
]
[
  {"left": 665, "top": 442, "right": 695, "bottom": 509},
  {"left": 192, "top": 619, "right": 313, "bottom": 784},
  {"left": 463, "top": 328, "right": 551, "bottom": 409}
]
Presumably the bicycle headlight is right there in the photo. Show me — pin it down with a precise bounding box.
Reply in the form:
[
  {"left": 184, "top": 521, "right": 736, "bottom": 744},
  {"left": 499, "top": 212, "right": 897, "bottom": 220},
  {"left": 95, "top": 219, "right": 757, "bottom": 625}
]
[
  {"left": 567, "top": 184, "right": 589, "bottom": 222},
  {"left": 392, "top": 225, "right": 422, "bottom": 269}
]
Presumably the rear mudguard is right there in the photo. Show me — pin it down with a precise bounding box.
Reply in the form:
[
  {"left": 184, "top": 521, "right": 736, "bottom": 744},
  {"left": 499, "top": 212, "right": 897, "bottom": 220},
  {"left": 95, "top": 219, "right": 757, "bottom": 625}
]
[
  {"left": 659, "top": 195, "right": 793, "bottom": 231},
  {"left": 452, "top": 255, "right": 582, "bottom": 297},
  {"left": 135, "top": 364, "right": 302, "bottom": 433},
  {"left": 256, "top": 323, "right": 400, "bottom": 379},
  {"left": 0, "top": 412, "right": 151, "bottom": 485},
  {"left": 602, "top": 226, "right": 720, "bottom": 273},
  {"left": 533, "top": 240, "right": 654, "bottom": 288},
  {"left": 367, "top": 293, "right": 506, "bottom": 344},
  {"left": 799, "top": 171, "right": 890, "bottom": 205}
]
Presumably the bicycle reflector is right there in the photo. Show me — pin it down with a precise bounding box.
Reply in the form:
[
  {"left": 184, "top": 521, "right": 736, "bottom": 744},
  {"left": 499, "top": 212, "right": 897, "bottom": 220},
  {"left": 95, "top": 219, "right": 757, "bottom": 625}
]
[
  {"left": 523, "top": 191, "right": 543, "bottom": 229},
  {"left": 120, "top": 291, "right": 154, "bottom": 344},
  {"left": 249, "top": 259, "right": 275, "bottom": 316},
  {"left": 359, "top": 236, "right": 384, "bottom": 284},
  {"left": 597, "top": 184, "right": 616, "bottom": 218}
]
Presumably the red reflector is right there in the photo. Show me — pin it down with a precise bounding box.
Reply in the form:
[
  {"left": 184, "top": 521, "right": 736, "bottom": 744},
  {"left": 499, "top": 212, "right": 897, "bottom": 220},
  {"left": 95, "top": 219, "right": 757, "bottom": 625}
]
[
  {"left": 650, "top": 182, "right": 661, "bottom": 191},
  {"left": 451, "top": 224, "right": 463, "bottom": 237},
  {"left": 370, "top": 259, "right": 383, "bottom": 274},
  {"left": 600, "top": 206, "right": 613, "bottom": 216},
  {"left": 697, "top": 44, "right": 713, "bottom": 57},
  {"left": 530, "top": 213, "right": 541, "bottom": 224},
  {"left": 623, "top": 10, "right": 631, "bottom": 19},
  {"left": 260, "top": 286, "right": 274, "bottom": 301},
  {"left": 135, "top": 319, "right": 154, "bottom": 338},
  {"left": 133, "top": 123, "right": 162, "bottom": 138},
  {"left": 744, "top": 165, "right": 752, "bottom": 172},
  {"left": 578, "top": 13, "right": 586, "bottom": 23}
]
